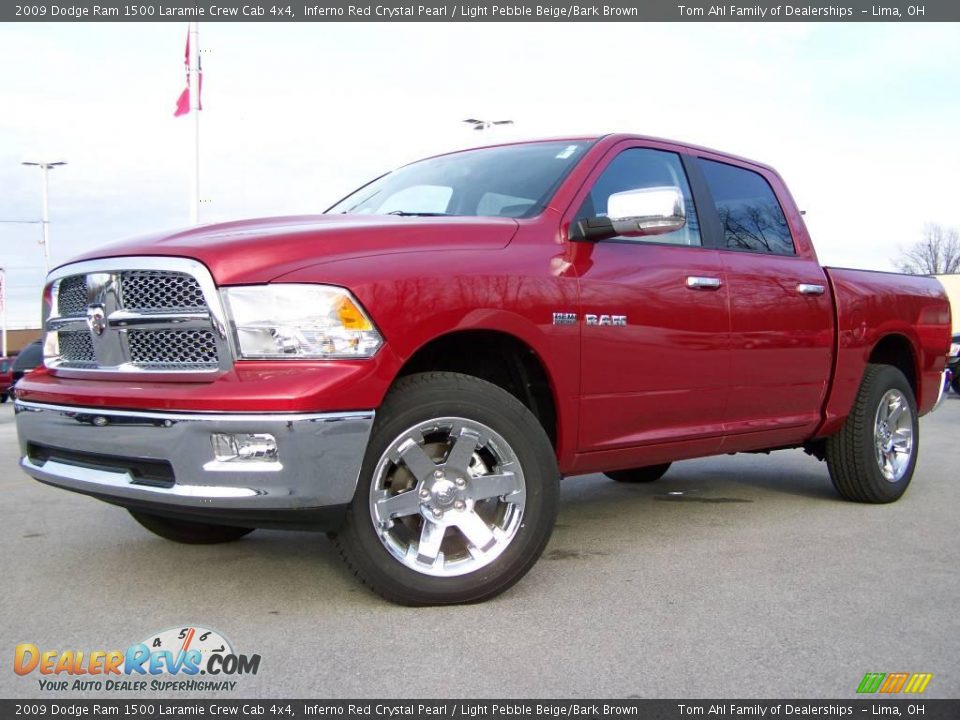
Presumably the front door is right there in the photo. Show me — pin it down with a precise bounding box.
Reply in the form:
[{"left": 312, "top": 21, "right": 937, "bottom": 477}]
[{"left": 569, "top": 144, "right": 731, "bottom": 456}]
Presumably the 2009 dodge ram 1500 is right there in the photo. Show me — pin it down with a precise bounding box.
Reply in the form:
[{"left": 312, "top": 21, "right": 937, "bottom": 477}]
[{"left": 15, "top": 134, "right": 952, "bottom": 605}]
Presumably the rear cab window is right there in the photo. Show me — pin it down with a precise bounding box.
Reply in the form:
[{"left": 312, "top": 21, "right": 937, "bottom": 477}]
[{"left": 697, "top": 158, "right": 795, "bottom": 256}]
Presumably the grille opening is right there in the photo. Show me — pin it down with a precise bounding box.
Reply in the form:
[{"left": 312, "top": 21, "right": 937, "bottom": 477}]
[
  {"left": 120, "top": 270, "right": 206, "bottom": 312},
  {"left": 58, "top": 330, "right": 96, "bottom": 365},
  {"left": 27, "top": 443, "right": 175, "bottom": 488},
  {"left": 57, "top": 276, "right": 88, "bottom": 316},
  {"left": 127, "top": 329, "right": 219, "bottom": 368}
]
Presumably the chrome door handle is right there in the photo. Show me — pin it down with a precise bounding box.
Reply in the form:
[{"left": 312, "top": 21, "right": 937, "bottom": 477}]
[
  {"left": 686, "top": 276, "right": 722, "bottom": 290},
  {"left": 797, "top": 283, "right": 826, "bottom": 296}
]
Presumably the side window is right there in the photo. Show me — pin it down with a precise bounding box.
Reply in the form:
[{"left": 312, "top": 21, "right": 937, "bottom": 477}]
[
  {"left": 698, "top": 159, "right": 795, "bottom": 255},
  {"left": 575, "top": 148, "right": 701, "bottom": 247}
]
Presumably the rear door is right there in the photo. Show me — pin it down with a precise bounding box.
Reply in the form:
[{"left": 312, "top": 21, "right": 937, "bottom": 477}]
[
  {"left": 569, "top": 142, "right": 730, "bottom": 455},
  {"left": 691, "top": 156, "right": 833, "bottom": 447}
]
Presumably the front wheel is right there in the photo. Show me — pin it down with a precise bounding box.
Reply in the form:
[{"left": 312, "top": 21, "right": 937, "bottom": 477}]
[
  {"left": 825, "top": 364, "right": 919, "bottom": 504},
  {"left": 129, "top": 511, "right": 255, "bottom": 544},
  {"left": 333, "top": 372, "right": 560, "bottom": 605}
]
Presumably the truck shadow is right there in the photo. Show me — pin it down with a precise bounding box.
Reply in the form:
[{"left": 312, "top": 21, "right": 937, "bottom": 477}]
[{"left": 26, "top": 453, "right": 845, "bottom": 611}]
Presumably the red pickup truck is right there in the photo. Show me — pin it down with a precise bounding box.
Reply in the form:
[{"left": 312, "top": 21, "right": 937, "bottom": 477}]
[{"left": 15, "top": 134, "right": 952, "bottom": 605}]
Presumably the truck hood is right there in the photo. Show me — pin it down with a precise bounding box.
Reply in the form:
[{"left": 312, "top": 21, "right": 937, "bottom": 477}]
[{"left": 66, "top": 214, "right": 519, "bottom": 285}]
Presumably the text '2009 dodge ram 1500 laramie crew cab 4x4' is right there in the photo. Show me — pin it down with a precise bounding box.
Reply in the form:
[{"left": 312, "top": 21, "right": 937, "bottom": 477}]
[{"left": 15, "top": 135, "right": 952, "bottom": 605}]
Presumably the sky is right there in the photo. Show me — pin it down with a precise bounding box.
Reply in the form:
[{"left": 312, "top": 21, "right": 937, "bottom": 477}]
[{"left": 1, "top": 21, "right": 959, "bottom": 328}]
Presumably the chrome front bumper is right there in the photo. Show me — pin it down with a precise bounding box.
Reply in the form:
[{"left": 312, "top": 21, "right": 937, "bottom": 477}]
[{"left": 15, "top": 401, "right": 374, "bottom": 524}]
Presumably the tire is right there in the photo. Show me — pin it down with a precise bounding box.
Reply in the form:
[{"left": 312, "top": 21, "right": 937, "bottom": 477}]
[
  {"left": 0, "top": 393, "right": 7, "bottom": 404},
  {"left": 951, "top": 374, "right": 960, "bottom": 395},
  {"left": 825, "top": 364, "right": 919, "bottom": 504},
  {"left": 605, "top": 463, "right": 671, "bottom": 483},
  {"left": 333, "top": 372, "right": 560, "bottom": 605},
  {"left": 129, "top": 511, "right": 254, "bottom": 544}
]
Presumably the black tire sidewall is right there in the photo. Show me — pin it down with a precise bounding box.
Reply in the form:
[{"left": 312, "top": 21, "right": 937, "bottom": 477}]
[
  {"left": 339, "top": 373, "right": 559, "bottom": 605},
  {"left": 855, "top": 366, "right": 919, "bottom": 502}
]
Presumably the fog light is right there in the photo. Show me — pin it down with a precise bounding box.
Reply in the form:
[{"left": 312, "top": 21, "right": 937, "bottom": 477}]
[{"left": 210, "top": 433, "right": 278, "bottom": 463}]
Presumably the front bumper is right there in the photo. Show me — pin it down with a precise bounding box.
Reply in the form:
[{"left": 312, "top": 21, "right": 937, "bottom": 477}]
[{"left": 15, "top": 401, "right": 374, "bottom": 529}]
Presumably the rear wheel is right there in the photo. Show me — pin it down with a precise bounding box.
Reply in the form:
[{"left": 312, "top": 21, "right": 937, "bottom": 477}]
[
  {"left": 129, "top": 511, "right": 254, "bottom": 544},
  {"left": 951, "top": 374, "right": 960, "bottom": 395},
  {"left": 333, "top": 372, "right": 559, "bottom": 605},
  {"left": 826, "top": 364, "right": 918, "bottom": 504},
  {"left": 605, "top": 463, "right": 671, "bottom": 483}
]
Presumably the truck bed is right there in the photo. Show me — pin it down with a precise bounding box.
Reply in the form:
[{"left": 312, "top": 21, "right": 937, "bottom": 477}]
[{"left": 819, "top": 267, "right": 951, "bottom": 436}]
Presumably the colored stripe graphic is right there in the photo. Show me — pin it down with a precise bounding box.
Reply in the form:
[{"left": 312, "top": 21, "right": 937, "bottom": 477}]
[
  {"left": 880, "top": 673, "right": 909, "bottom": 693},
  {"left": 857, "top": 673, "right": 885, "bottom": 693},
  {"left": 903, "top": 674, "right": 933, "bottom": 694},
  {"left": 857, "top": 672, "right": 932, "bottom": 694}
]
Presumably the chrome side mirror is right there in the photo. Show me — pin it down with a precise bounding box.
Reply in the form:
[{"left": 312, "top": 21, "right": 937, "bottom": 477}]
[{"left": 571, "top": 186, "right": 687, "bottom": 242}]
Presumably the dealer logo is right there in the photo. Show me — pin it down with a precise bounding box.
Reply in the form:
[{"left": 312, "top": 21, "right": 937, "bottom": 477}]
[
  {"left": 856, "top": 672, "right": 933, "bottom": 694},
  {"left": 13, "top": 625, "right": 261, "bottom": 693}
]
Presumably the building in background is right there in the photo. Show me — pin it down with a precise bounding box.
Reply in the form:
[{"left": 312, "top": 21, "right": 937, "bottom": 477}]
[
  {"left": 3, "top": 328, "right": 42, "bottom": 355},
  {"left": 934, "top": 274, "right": 960, "bottom": 333}
]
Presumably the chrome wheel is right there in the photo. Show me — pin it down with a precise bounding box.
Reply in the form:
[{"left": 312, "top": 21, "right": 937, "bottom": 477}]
[
  {"left": 368, "top": 417, "right": 526, "bottom": 577},
  {"left": 873, "top": 389, "right": 914, "bottom": 483}
]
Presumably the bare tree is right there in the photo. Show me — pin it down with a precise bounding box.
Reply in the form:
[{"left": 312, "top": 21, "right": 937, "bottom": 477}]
[{"left": 897, "top": 223, "right": 960, "bottom": 275}]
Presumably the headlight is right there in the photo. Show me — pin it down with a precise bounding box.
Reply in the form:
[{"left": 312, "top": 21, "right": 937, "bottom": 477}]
[{"left": 222, "top": 284, "right": 383, "bottom": 359}]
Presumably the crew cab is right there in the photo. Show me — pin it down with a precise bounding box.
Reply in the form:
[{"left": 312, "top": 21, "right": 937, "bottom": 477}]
[{"left": 15, "top": 135, "right": 952, "bottom": 605}]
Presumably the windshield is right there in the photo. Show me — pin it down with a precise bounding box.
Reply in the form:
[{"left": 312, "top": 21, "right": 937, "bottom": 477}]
[{"left": 326, "top": 140, "right": 592, "bottom": 219}]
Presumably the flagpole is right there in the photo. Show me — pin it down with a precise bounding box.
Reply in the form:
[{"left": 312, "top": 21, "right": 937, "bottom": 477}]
[{"left": 189, "top": 21, "right": 200, "bottom": 225}]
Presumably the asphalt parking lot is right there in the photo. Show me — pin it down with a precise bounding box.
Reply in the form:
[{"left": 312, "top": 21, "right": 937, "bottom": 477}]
[{"left": 1, "top": 396, "right": 958, "bottom": 699}]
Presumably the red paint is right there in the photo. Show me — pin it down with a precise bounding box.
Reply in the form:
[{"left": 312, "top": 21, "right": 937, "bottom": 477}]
[{"left": 18, "top": 134, "right": 952, "bottom": 476}]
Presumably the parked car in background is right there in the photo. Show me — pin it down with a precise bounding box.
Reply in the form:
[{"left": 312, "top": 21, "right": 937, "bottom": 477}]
[
  {"left": 11, "top": 341, "right": 44, "bottom": 392},
  {"left": 0, "top": 357, "right": 12, "bottom": 403},
  {"left": 949, "top": 334, "right": 960, "bottom": 394}
]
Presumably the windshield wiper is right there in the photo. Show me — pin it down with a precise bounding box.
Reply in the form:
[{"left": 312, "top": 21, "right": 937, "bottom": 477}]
[{"left": 385, "top": 210, "right": 450, "bottom": 217}]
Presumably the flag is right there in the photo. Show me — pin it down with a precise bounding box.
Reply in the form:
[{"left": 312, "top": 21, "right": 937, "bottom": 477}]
[
  {"left": 174, "top": 87, "right": 189, "bottom": 117},
  {"left": 174, "top": 27, "right": 202, "bottom": 117}
]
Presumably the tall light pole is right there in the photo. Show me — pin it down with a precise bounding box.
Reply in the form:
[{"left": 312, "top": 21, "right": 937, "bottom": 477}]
[{"left": 21, "top": 160, "right": 67, "bottom": 273}]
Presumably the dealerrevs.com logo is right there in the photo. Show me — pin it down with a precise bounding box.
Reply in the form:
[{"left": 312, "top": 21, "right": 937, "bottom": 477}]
[{"left": 14, "top": 626, "right": 261, "bottom": 693}]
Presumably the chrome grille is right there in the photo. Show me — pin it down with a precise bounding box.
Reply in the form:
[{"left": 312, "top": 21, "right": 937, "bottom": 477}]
[
  {"left": 120, "top": 270, "right": 205, "bottom": 312},
  {"left": 57, "top": 276, "right": 88, "bottom": 316},
  {"left": 128, "top": 330, "right": 219, "bottom": 368},
  {"left": 58, "top": 330, "right": 96, "bottom": 365},
  {"left": 45, "top": 258, "right": 230, "bottom": 375}
]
